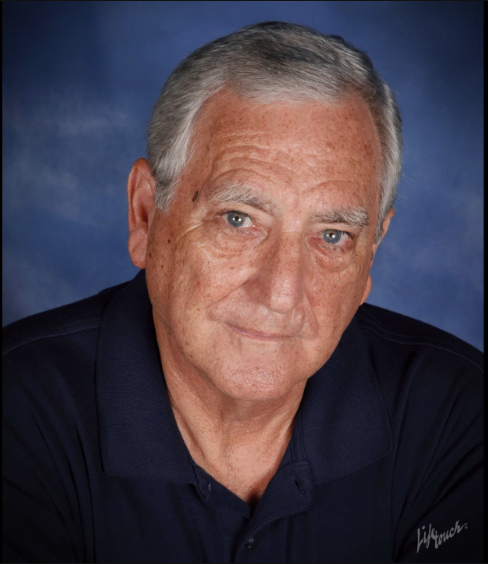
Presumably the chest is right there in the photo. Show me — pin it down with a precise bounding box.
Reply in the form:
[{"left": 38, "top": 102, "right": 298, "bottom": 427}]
[{"left": 87, "top": 463, "right": 394, "bottom": 563}]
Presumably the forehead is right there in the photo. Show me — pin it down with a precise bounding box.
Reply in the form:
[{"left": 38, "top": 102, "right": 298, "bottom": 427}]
[{"left": 179, "top": 89, "right": 381, "bottom": 210}]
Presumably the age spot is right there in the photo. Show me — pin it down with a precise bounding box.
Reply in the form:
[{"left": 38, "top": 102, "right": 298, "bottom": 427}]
[{"left": 192, "top": 190, "right": 200, "bottom": 203}]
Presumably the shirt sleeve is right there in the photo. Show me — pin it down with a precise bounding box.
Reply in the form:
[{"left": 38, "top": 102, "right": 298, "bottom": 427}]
[
  {"left": 393, "top": 359, "right": 484, "bottom": 563},
  {"left": 2, "top": 350, "right": 83, "bottom": 563}
]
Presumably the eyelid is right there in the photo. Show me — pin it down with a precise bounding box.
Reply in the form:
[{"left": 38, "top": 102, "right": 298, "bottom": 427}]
[
  {"left": 221, "top": 209, "right": 254, "bottom": 229},
  {"left": 319, "top": 228, "right": 354, "bottom": 247},
  {"left": 321, "top": 227, "right": 354, "bottom": 237},
  {"left": 217, "top": 211, "right": 355, "bottom": 247},
  {"left": 220, "top": 209, "right": 253, "bottom": 220}
]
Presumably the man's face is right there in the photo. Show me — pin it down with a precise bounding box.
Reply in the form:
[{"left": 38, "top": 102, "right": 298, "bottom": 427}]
[{"left": 144, "top": 89, "right": 385, "bottom": 401}]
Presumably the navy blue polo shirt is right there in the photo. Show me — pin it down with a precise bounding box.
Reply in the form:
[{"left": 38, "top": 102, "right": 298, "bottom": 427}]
[{"left": 2, "top": 270, "right": 483, "bottom": 563}]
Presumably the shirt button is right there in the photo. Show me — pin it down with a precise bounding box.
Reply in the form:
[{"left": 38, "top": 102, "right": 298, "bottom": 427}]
[{"left": 245, "top": 536, "right": 255, "bottom": 549}]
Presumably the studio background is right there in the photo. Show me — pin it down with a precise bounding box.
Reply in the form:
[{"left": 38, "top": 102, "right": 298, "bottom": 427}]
[{"left": 2, "top": 1, "right": 483, "bottom": 351}]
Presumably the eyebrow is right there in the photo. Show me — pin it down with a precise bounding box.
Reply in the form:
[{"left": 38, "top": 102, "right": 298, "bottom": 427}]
[
  {"left": 206, "top": 182, "right": 279, "bottom": 215},
  {"left": 206, "top": 182, "right": 369, "bottom": 228},
  {"left": 310, "top": 207, "right": 370, "bottom": 228}
]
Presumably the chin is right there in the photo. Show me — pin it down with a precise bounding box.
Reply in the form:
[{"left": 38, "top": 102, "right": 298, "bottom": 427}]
[{"left": 210, "top": 363, "right": 305, "bottom": 402}]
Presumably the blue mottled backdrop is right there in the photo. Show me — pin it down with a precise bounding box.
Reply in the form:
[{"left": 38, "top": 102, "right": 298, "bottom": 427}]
[{"left": 2, "top": 1, "right": 483, "bottom": 351}]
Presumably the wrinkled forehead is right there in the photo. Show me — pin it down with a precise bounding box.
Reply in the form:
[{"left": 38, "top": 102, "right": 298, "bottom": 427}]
[
  {"left": 180, "top": 89, "right": 382, "bottom": 212},
  {"left": 193, "top": 88, "right": 379, "bottom": 150}
]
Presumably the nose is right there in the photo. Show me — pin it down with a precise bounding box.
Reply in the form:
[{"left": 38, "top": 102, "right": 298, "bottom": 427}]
[{"left": 246, "top": 232, "right": 305, "bottom": 314}]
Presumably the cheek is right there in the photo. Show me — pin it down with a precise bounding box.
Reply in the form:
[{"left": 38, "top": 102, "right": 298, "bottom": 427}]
[
  {"left": 145, "top": 211, "right": 192, "bottom": 316},
  {"left": 145, "top": 236, "right": 174, "bottom": 319},
  {"left": 164, "top": 235, "right": 252, "bottom": 314},
  {"left": 308, "top": 256, "right": 371, "bottom": 320}
]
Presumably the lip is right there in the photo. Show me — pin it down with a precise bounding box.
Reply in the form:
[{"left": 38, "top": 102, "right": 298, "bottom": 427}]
[{"left": 226, "top": 323, "right": 293, "bottom": 341}]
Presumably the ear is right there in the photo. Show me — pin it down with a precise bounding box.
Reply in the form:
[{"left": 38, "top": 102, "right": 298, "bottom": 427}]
[
  {"left": 360, "top": 208, "right": 395, "bottom": 305},
  {"left": 127, "top": 158, "right": 157, "bottom": 269}
]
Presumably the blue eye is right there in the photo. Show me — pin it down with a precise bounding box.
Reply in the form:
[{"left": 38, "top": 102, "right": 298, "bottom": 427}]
[
  {"left": 225, "top": 211, "right": 251, "bottom": 228},
  {"left": 322, "top": 229, "right": 344, "bottom": 244}
]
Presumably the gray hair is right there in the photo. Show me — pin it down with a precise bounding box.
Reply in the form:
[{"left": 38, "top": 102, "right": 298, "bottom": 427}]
[{"left": 147, "top": 21, "right": 402, "bottom": 241}]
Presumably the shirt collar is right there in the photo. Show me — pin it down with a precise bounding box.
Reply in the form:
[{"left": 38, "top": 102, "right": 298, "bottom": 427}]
[
  {"left": 96, "top": 271, "right": 392, "bottom": 483},
  {"left": 96, "top": 270, "right": 195, "bottom": 482},
  {"left": 294, "top": 315, "right": 393, "bottom": 484}
]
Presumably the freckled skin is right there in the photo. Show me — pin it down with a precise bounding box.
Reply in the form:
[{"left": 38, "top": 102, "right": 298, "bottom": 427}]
[{"left": 144, "top": 89, "right": 387, "bottom": 403}]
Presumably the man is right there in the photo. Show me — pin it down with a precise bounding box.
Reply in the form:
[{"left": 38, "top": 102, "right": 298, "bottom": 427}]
[{"left": 3, "top": 21, "right": 483, "bottom": 563}]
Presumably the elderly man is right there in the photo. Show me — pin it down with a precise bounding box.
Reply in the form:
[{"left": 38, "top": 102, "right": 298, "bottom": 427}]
[{"left": 3, "top": 22, "right": 483, "bottom": 564}]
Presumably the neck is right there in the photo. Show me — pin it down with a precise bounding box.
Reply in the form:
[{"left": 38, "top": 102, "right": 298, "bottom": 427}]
[
  {"left": 169, "top": 372, "right": 304, "bottom": 463},
  {"left": 154, "top": 322, "right": 306, "bottom": 505}
]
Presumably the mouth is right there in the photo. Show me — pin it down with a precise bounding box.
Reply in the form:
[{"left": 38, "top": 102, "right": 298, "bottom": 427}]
[{"left": 226, "top": 323, "right": 294, "bottom": 342}]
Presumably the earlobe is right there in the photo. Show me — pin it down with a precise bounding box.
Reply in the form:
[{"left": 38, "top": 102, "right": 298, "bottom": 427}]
[{"left": 127, "top": 158, "right": 157, "bottom": 269}]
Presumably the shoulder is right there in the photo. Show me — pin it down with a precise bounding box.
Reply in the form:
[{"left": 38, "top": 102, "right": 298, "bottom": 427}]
[
  {"left": 2, "top": 281, "right": 130, "bottom": 405},
  {"left": 2, "top": 279, "right": 132, "bottom": 461},
  {"left": 357, "top": 306, "right": 485, "bottom": 561},
  {"left": 3, "top": 281, "right": 128, "bottom": 358},
  {"left": 355, "top": 303, "right": 483, "bottom": 422},
  {"left": 356, "top": 302, "right": 483, "bottom": 374}
]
